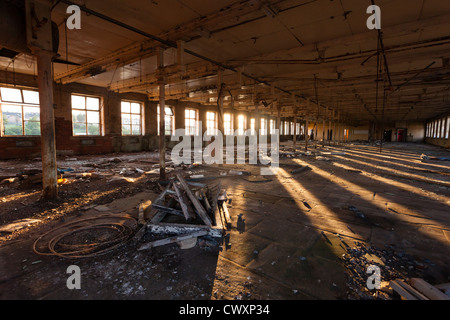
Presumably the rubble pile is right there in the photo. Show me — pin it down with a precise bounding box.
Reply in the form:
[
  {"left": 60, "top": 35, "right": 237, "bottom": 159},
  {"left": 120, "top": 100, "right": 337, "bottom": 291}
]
[{"left": 342, "top": 242, "right": 432, "bottom": 300}]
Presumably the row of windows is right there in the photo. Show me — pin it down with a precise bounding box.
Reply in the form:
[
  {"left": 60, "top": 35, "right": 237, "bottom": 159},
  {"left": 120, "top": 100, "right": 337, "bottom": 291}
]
[
  {"left": 426, "top": 116, "right": 450, "bottom": 139},
  {"left": 0, "top": 87, "right": 304, "bottom": 137}
]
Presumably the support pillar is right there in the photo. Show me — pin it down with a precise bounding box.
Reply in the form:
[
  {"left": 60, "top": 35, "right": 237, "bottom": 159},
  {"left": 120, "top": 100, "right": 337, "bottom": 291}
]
[
  {"left": 36, "top": 49, "right": 57, "bottom": 199},
  {"left": 157, "top": 47, "right": 166, "bottom": 180}
]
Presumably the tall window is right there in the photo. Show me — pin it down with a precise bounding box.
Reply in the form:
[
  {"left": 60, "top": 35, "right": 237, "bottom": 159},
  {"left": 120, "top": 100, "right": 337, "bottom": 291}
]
[
  {"left": 269, "top": 119, "right": 276, "bottom": 135},
  {"left": 72, "top": 94, "right": 101, "bottom": 136},
  {"left": 250, "top": 118, "right": 255, "bottom": 135},
  {"left": 260, "top": 118, "right": 267, "bottom": 135},
  {"left": 121, "top": 101, "right": 142, "bottom": 135},
  {"left": 185, "top": 108, "right": 198, "bottom": 135},
  {"left": 284, "top": 121, "right": 290, "bottom": 135},
  {"left": 446, "top": 117, "right": 450, "bottom": 139},
  {"left": 157, "top": 106, "right": 174, "bottom": 136},
  {"left": 206, "top": 111, "right": 217, "bottom": 134},
  {"left": 237, "top": 115, "right": 246, "bottom": 135},
  {"left": 224, "top": 113, "right": 233, "bottom": 135},
  {"left": 0, "top": 87, "right": 40, "bottom": 136}
]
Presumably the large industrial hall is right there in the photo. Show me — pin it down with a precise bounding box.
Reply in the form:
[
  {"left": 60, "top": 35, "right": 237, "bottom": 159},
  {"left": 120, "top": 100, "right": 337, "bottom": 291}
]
[{"left": 0, "top": 0, "right": 449, "bottom": 303}]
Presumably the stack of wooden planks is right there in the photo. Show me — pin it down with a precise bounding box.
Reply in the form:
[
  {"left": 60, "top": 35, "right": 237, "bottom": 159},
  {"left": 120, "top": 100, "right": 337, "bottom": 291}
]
[
  {"left": 134, "top": 174, "right": 227, "bottom": 251},
  {"left": 390, "top": 278, "right": 450, "bottom": 300}
]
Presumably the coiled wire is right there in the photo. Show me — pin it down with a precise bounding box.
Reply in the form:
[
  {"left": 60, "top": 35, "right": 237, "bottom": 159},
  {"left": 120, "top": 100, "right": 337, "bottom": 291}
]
[{"left": 33, "top": 214, "right": 138, "bottom": 259}]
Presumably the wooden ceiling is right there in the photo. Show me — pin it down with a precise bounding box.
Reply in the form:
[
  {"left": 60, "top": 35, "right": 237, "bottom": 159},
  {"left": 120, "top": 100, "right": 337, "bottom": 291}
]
[{"left": 1, "top": 0, "right": 450, "bottom": 125}]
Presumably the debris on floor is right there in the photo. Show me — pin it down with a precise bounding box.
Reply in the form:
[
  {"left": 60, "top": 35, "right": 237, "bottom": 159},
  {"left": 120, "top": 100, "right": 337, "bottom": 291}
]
[
  {"left": 341, "top": 242, "right": 445, "bottom": 300},
  {"left": 135, "top": 173, "right": 226, "bottom": 251}
]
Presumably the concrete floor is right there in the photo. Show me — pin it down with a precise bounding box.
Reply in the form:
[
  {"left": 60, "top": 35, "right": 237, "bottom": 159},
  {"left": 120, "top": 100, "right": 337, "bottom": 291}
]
[{"left": 0, "top": 142, "right": 449, "bottom": 300}]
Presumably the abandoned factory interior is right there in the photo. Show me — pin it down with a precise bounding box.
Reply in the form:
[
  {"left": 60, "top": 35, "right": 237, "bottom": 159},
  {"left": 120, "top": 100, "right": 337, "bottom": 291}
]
[{"left": 0, "top": 0, "right": 449, "bottom": 304}]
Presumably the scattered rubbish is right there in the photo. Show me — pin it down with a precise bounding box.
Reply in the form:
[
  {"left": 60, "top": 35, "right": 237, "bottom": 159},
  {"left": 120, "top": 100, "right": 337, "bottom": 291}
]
[
  {"left": 421, "top": 154, "right": 450, "bottom": 162},
  {"left": 321, "top": 231, "right": 332, "bottom": 245},
  {"left": 291, "top": 166, "right": 312, "bottom": 175},
  {"left": 348, "top": 206, "right": 365, "bottom": 219},
  {"left": 0, "top": 219, "right": 41, "bottom": 233},
  {"left": 342, "top": 242, "right": 438, "bottom": 300},
  {"left": 228, "top": 170, "right": 251, "bottom": 176},
  {"left": 302, "top": 201, "right": 312, "bottom": 211},
  {"left": 346, "top": 169, "right": 362, "bottom": 173},
  {"left": 242, "top": 175, "right": 272, "bottom": 183}
]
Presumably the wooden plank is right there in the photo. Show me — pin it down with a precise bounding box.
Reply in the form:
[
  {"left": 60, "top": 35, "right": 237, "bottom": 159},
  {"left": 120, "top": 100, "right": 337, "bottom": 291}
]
[
  {"left": 221, "top": 201, "right": 232, "bottom": 229},
  {"left": 138, "top": 202, "right": 146, "bottom": 224},
  {"left": 146, "top": 222, "right": 223, "bottom": 238},
  {"left": 410, "top": 278, "right": 450, "bottom": 300},
  {"left": 137, "top": 230, "right": 208, "bottom": 251},
  {"left": 151, "top": 204, "right": 185, "bottom": 217},
  {"left": 149, "top": 180, "right": 174, "bottom": 223},
  {"left": 173, "top": 182, "right": 194, "bottom": 221},
  {"left": 435, "top": 283, "right": 450, "bottom": 292},
  {"left": 210, "top": 181, "right": 222, "bottom": 214},
  {"left": 396, "top": 280, "right": 429, "bottom": 300},
  {"left": 176, "top": 174, "right": 212, "bottom": 226},
  {"left": 210, "top": 181, "right": 226, "bottom": 229},
  {"left": 202, "top": 189, "right": 212, "bottom": 213},
  {"left": 390, "top": 280, "right": 418, "bottom": 300}
]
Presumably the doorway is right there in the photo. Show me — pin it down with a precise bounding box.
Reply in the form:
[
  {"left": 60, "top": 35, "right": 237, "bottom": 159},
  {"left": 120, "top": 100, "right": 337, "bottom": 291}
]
[
  {"left": 396, "top": 129, "right": 407, "bottom": 142},
  {"left": 383, "top": 130, "right": 392, "bottom": 142}
]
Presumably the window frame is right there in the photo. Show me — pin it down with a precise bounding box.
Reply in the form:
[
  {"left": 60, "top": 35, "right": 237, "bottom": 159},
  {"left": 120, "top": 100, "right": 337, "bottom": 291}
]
[
  {"left": 185, "top": 108, "right": 199, "bottom": 136},
  {"left": 224, "top": 113, "right": 233, "bottom": 136},
  {"left": 0, "top": 86, "right": 41, "bottom": 137},
  {"left": 121, "top": 100, "right": 143, "bottom": 136},
  {"left": 157, "top": 105, "right": 175, "bottom": 136},
  {"left": 71, "top": 93, "right": 103, "bottom": 137},
  {"left": 206, "top": 111, "right": 218, "bottom": 135}
]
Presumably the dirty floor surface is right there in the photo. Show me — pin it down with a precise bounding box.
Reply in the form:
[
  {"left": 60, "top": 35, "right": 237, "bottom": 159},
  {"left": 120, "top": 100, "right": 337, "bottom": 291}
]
[{"left": 0, "top": 142, "right": 449, "bottom": 300}]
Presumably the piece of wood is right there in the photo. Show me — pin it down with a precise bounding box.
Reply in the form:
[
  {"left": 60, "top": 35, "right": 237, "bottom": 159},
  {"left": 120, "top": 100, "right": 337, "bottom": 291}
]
[
  {"left": 390, "top": 280, "right": 419, "bottom": 300},
  {"left": 151, "top": 204, "right": 185, "bottom": 217},
  {"left": 176, "top": 174, "right": 212, "bottom": 226},
  {"left": 202, "top": 190, "right": 212, "bottom": 213},
  {"left": 396, "top": 280, "right": 429, "bottom": 300},
  {"left": 138, "top": 202, "right": 146, "bottom": 224},
  {"left": 146, "top": 222, "right": 223, "bottom": 238},
  {"left": 211, "top": 181, "right": 222, "bottom": 214},
  {"left": 138, "top": 230, "right": 208, "bottom": 251},
  {"left": 435, "top": 283, "right": 450, "bottom": 292},
  {"left": 173, "top": 182, "right": 195, "bottom": 221},
  {"left": 410, "top": 278, "right": 450, "bottom": 300},
  {"left": 221, "top": 201, "right": 232, "bottom": 229},
  {"left": 149, "top": 180, "right": 174, "bottom": 223}
]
